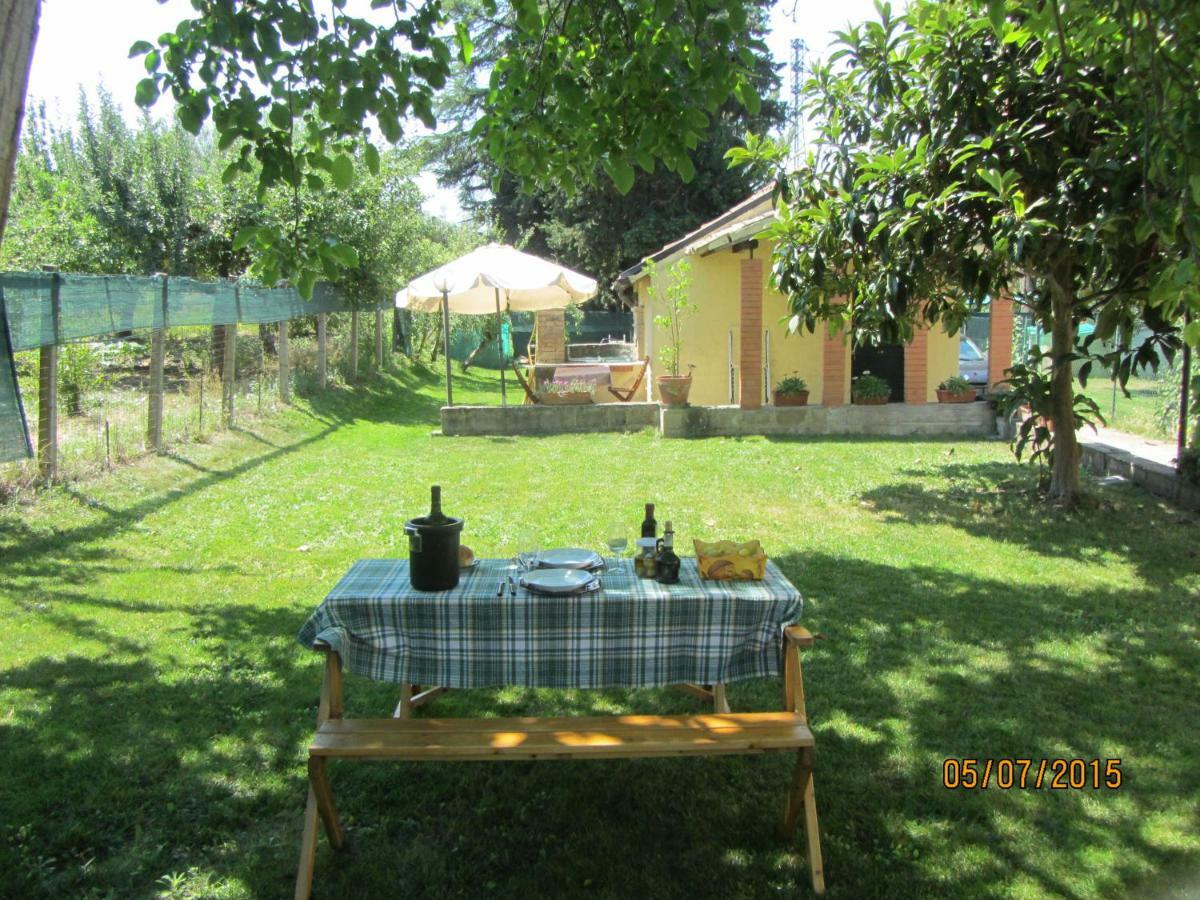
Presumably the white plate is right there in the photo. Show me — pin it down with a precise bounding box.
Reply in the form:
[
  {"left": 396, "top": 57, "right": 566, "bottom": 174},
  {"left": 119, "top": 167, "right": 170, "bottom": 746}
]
[
  {"left": 521, "top": 568, "right": 597, "bottom": 594},
  {"left": 460, "top": 558, "right": 480, "bottom": 570},
  {"left": 537, "top": 548, "right": 603, "bottom": 570}
]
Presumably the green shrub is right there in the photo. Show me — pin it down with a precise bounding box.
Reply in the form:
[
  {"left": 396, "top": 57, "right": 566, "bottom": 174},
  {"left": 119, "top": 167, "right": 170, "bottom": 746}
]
[
  {"left": 939, "top": 375, "right": 972, "bottom": 393},
  {"left": 775, "top": 374, "right": 808, "bottom": 395},
  {"left": 58, "top": 343, "right": 105, "bottom": 416},
  {"left": 852, "top": 372, "right": 890, "bottom": 400}
]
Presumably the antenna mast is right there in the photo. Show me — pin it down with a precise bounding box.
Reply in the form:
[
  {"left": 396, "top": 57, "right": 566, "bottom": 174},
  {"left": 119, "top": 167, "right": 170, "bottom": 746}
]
[{"left": 789, "top": 38, "right": 808, "bottom": 167}]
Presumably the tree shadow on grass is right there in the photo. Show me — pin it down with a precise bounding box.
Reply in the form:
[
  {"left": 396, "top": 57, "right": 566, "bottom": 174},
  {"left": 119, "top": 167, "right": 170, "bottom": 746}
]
[
  {"left": 856, "top": 459, "right": 1200, "bottom": 578},
  {"left": 770, "top": 548, "right": 1200, "bottom": 898}
]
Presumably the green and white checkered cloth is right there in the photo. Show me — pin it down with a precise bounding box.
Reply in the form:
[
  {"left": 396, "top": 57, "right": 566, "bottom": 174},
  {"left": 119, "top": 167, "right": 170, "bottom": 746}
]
[{"left": 297, "top": 558, "right": 803, "bottom": 689}]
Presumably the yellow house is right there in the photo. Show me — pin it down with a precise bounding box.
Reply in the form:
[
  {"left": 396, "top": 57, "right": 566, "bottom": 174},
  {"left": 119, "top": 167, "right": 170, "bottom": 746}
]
[{"left": 615, "top": 189, "right": 963, "bottom": 408}]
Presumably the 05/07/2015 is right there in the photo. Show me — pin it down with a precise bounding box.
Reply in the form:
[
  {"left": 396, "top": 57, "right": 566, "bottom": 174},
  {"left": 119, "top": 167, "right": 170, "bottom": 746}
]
[{"left": 942, "top": 757, "right": 1122, "bottom": 790}]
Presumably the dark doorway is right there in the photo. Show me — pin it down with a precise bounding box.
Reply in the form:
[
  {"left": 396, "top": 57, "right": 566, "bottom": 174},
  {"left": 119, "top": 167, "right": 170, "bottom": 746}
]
[{"left": 852, "top": 341, "right": 905, "bottom": 402}]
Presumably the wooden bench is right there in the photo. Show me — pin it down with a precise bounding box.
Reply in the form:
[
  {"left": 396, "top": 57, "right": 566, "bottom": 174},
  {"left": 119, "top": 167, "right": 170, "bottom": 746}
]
[{"left": 295, "top": 626, "right": 824, "bottom": 898}]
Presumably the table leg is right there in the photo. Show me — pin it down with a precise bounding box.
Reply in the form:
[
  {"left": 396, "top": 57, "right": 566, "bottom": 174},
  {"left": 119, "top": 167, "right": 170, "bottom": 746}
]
[
  {"left": 395, "top": 683, "right": 414, "bottom": 719},
  {"left": 713, "top": 683, "right": 731, "bottom": 714}
]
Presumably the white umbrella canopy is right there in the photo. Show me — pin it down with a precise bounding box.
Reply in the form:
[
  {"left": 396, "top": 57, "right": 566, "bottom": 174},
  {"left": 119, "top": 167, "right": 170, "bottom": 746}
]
[{"left": 396, "top": 243, "right": 598, "bottom": 313}]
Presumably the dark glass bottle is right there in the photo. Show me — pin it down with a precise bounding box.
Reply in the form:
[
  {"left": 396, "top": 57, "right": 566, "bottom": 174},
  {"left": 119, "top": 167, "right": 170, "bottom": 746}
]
[
  {"left": 427, "top": 485, "right": 449, "bottom": 524},
  {"left": 641, "top": 503, "right": 657, "bottom": 538},
  {"left": 655, "top": 521, "right": 681, "bottom": 584}
]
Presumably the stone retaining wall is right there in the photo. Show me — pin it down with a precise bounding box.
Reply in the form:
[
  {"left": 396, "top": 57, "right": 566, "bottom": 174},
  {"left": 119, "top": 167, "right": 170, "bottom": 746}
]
[
  {"left": 441, "top": 403, "right": 660, "bottom": 436},
  {"left": 659, "top": 401, "right": 996, "bottom": 439},
  {"left": 1081, "top": 442, "right": 1200, "bottom": 510}
]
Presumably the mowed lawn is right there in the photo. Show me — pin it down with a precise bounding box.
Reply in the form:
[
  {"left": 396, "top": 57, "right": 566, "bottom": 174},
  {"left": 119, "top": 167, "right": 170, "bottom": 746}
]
[{"left": 1, "top": 365, "right": 1198, "bottom": 899}]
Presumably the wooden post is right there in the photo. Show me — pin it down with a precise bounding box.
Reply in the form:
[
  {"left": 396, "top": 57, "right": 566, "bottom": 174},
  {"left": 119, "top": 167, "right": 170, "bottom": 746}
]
[
  {"left": 350, "top": 310, "right": 359, "bottom": 381},
  {"left": 375, "top": 308, "right": 384, "bottom": 372},
  {"left": 495, "top": 288, "right": 507, "bottom": 406},
  {"left": 278, "top": 320, "right": 290, "bottom": 403},
  {"left": 146, "top": 274, "right": 167, "bottom": 452},
  {"left": 222, "top": 323, "right": 236, "bottom": 427},
  {"left": 37, "top": 266, "right": 59, "bottom": 481},
  {"left": 441, "top": 290, "right": 453, "bottom": 407},
  {"left": 317, "top": 313, "right": 327, "bottom": 390}
]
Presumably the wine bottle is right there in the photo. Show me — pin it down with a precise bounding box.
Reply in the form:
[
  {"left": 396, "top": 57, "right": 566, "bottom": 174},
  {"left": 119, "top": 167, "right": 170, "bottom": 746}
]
[
  {"left": 655, "top": 521, "right": 681, "bottom": 584},
  {"left": 641, "top": 503, "right": 657, "bottom": 538},
  {"left": 427, "top": 485, "right": 449, "bottom": 524}
]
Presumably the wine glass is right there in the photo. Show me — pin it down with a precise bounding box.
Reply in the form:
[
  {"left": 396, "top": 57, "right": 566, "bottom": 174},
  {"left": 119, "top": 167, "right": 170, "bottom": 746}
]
[
  {"left": 517, "top": 548, "right": 541, "bottom": 571},
  {"left": 605, "top": 536, "right": 628, "bottom": 573}
]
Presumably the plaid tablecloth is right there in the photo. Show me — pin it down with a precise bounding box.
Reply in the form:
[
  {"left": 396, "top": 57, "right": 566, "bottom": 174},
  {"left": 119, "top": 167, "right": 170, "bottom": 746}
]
[{"left": 297, "top": 558, "right": 803, "bottom": 689}]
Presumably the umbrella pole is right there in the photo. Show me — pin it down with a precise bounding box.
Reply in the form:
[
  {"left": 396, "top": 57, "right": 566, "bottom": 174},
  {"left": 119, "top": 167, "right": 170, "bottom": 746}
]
[
  {"left": 496, "top": 288, "right": 507, "bottom": 407},
  {"left": 441, "top": 289, "right": 453, "bottom": 407}
]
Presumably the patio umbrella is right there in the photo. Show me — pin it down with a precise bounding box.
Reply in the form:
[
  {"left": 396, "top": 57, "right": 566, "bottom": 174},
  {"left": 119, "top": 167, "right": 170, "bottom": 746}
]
[{"left": 397, "top": 244, "right": 598, "bottom": 406}]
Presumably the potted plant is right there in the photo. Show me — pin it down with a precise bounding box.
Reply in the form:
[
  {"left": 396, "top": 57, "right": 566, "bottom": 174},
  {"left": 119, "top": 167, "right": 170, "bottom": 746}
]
[
  {"left": 538, "top": 378, "right": 593, "bottom": 405},
  {"left": 937, "top": 375, "right": 977, "bottom": 403},
  {"left": 773, "top": 373, "right": 810, "bottom": 407},
  {"left": 647, "top": 259, "right": 696, "bottom": 406},
  {"left": 851, "top": 372, "right": 890, "bottom": 405}
]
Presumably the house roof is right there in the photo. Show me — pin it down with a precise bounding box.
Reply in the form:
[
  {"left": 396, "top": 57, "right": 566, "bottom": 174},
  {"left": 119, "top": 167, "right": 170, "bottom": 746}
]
[{"left": 614, "top": 186, "right": 776, "bottom": 291}]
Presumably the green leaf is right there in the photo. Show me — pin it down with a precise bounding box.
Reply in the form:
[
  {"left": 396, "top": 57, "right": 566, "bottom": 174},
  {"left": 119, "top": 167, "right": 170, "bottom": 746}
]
[
  {"left": 221, "top": 161, "right": 242, "bottom": 185},
  {"left": 1184, "top": 320, "right": 1200, "bottom": 347},
  {"left": 329, "top": 242, "right": 360, "bottom": 267},
  {"left": 364, "top": 143, "right": 380, "bottom": 176},
  {"left": 603, "top": 158, "right": 635, "bottom": 194},
  {"left": 987, "top": 0, "right": 1006, "bottom": 34},
  {"left": 135, "top": 78, "right": 159, "bottom": 108},
  {"left": 298, "top": 269, "right": 318, "bottom": 301},
  {"left": 178, "top": 105, "right": 202, "bottom": 135},
  {"left": 330, "top": 154, "right": 354, "bottom": 189},
  {"left": 455, "top": 22, "right": 473, "bottom": 65},
  {"left": 676, "top": 154, "right": 697, "bottom": 183},
  {"left": 233, "top": 226, "right": 259, "bottom": 250},
  {"left": 128, "top": 40, "right": 154, "bottom": 58},
  {"left": 733, "top": 80, "right": 761, "bottom": 116},
  {"left": 268, "top": 104, "right": 292, "bottom": 131}
]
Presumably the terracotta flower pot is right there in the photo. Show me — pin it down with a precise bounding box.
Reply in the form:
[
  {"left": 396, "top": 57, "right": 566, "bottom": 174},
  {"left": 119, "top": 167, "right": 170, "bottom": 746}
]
[
  {"left": 937, "top": 389, "right": 977, "bottom": 404},
  {"left": 852, "top": 395, "right": 889, "bottom": 405},
  {"left": 774, "top": 390, "right": 809, "bottom": 407},
  {"left": 656, "top": 374, "right": 693, "bottom": 406}
]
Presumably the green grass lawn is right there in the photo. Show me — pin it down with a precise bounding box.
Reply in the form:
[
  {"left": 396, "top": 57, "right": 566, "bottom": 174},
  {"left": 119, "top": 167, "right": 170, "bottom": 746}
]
[
  {"left": 2, "top": 364, "right": 1198, "bottom": 898},
  {"left": 1081, "top": 374, "right": 1173, "bottom": 441}
]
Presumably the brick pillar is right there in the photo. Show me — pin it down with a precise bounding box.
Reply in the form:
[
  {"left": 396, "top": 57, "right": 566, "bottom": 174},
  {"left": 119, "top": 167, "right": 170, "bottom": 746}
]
[
  {"left": 821, "top": 320, "right": 848, "bottom": 406},
  {"left": 739, "top": 258, "right": 763, "bottom": 410},
  {"left": 904, "top": 325, "right": 930, "bottom": 404},
  {"left": 535, "top": 309, "right": 566, "bottom": 363},
  {"left": 988, "top": 295, "right": 1014, "bottom": 391}
]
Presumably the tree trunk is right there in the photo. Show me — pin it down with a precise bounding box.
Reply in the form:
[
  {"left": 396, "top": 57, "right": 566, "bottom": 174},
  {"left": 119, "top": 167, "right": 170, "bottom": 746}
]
[
  {"left": 1047, "top": 267, "right": 1081, "bottom": 505},
  {"left": 0, "top": 0, "right": 41, "bottom": 249}
]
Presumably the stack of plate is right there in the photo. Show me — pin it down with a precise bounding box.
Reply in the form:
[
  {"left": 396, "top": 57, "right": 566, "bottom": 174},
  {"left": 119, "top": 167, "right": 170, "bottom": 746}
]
[
  {"left": 520, "top": 568, "right": 600, "bottom": 596},
  {"left": 536, "top": 548, "right": 604, "bottom": 571}
]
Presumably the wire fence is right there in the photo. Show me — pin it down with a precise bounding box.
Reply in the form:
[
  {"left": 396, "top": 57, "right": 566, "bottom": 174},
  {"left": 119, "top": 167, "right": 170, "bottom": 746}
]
[{"left": 0, "top": 268, "right": 393, "bottom": 500}]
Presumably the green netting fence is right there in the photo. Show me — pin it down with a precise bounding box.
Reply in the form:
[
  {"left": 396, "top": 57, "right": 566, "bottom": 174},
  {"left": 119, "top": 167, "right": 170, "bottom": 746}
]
[{"left": 0, "top": 272, "right": 391, "bottom": 464}]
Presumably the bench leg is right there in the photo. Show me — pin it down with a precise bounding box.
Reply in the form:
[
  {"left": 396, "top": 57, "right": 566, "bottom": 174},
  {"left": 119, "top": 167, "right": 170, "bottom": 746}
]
[
  {"left": 712, "top": 683, "right": 731, "bottom": 714},
  {"left": 780, "top": 747, "right": 824, "bottom": 894},
  {"left": 294, "top": 785, "right": 320, "bottom": 900},
  {"left": 308, "top": 757, "right": 346, "bottom": 850}
]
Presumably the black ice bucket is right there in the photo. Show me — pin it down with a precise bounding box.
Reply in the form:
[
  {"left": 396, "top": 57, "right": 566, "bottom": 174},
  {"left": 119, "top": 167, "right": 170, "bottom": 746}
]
[{"left": 405, "top": 509, "right": 463, "bottom": 592}]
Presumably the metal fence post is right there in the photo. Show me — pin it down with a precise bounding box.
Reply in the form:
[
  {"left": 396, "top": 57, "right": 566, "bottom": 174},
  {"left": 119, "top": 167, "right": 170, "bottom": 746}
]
[
  {"left": 37, "top": 266, "right": 60, "bottom": 481},
  {"left": 375, "top": 308, "right": 384, "bottom": 372},
  {"left": 147, "top": 273, "right": 167, "bottom": 452},
  {"left": 278, "top": 319, "right": 290, "bottom": 403},
  {"left": 317, "top": 313, "right": 328, "bottom": 390},
  {"left": 350, "top": 309, "right": 360, "bottom": 381},
  {"left": 222, "top": 322, "right": 236, "bottom": 427}
]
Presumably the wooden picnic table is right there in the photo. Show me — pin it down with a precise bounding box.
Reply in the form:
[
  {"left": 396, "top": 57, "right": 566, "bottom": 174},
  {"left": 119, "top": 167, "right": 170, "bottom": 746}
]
[{"left": 294, "top": 557, "right": 824, "bottom": 897}]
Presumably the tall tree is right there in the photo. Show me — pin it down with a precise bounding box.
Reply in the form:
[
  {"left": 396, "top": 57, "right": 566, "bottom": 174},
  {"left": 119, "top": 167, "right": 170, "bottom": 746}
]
[
  {"left": 131, "top": 0, "right": 767, "bottom": 295},
  {"left": 737, "top": 0, "right": 1199, "bottom": 505},
  {"left": 432, "top": 0, "right": 784, "bottom": 297}
]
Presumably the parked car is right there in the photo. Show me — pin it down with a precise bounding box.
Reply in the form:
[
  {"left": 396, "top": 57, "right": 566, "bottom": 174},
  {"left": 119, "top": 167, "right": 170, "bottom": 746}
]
[{"left": 959, "top": 336, "right": 988, "bottom": 386}]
